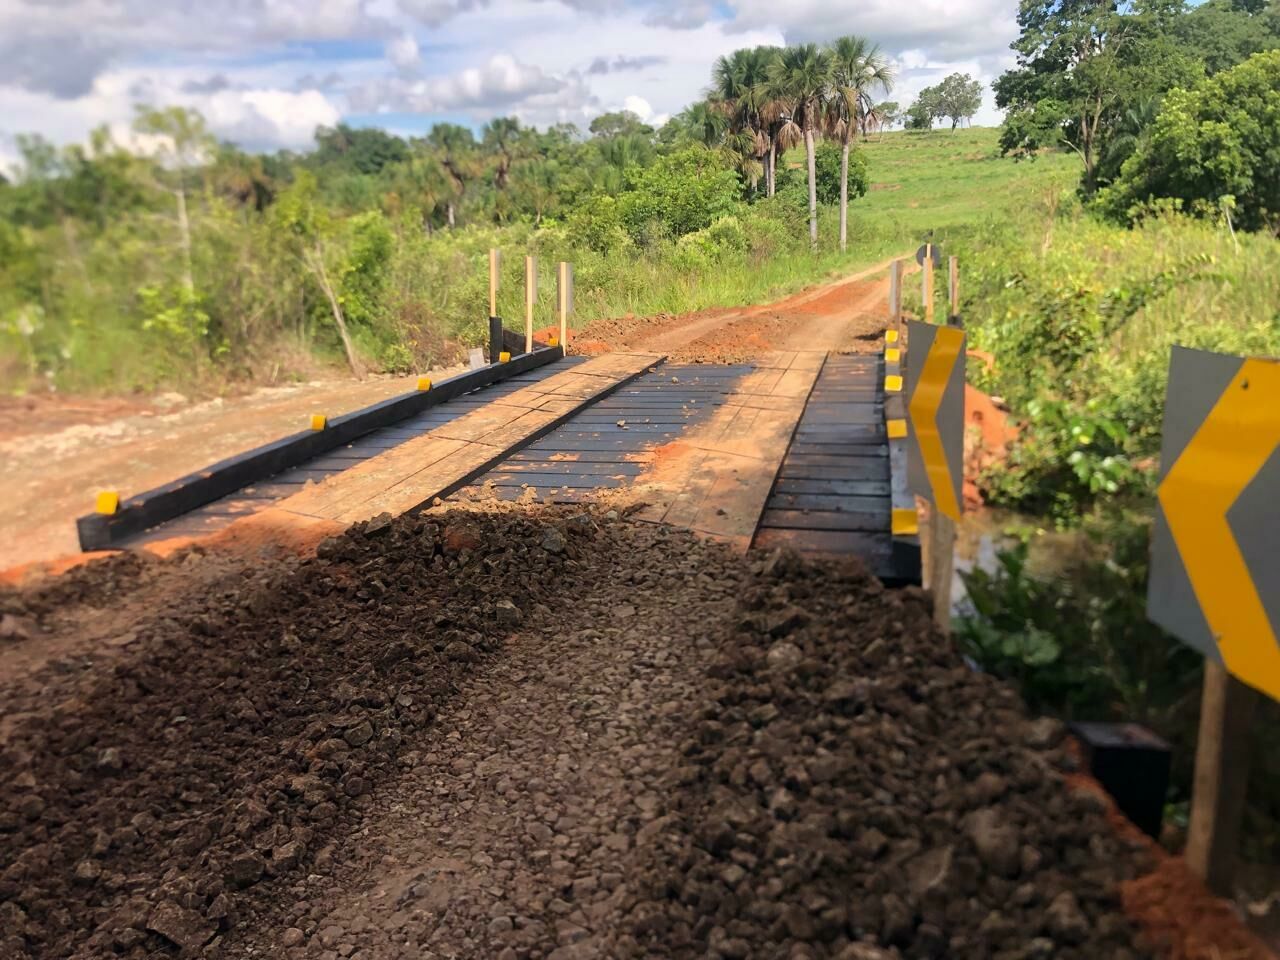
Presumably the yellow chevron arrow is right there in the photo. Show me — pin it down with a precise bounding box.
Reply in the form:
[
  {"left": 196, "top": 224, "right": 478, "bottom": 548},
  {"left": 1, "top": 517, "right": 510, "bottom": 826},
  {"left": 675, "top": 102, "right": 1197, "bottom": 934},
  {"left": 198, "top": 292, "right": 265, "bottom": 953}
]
[
  {"left": 1159, "top": 358, "right": 1280, "bottom": 699},
  {"left": 908, "top": 327, "right": 965, "bottom": 521}
]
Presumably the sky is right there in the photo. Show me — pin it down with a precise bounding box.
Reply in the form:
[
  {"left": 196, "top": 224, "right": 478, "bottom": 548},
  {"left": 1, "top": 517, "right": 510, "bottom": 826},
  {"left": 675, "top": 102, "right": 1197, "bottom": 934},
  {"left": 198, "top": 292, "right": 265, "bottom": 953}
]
[{"left": 0, "top": 0, "right": 1019, "bottom": 171}]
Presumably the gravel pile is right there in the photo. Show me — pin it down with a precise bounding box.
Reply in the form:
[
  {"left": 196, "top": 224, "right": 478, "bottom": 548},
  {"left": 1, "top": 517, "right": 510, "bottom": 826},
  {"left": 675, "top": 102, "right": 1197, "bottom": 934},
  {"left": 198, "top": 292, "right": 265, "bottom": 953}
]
[
  {"left": 621, "top": 550, "right": 1154, "bottom": 960},
  {"left": 0, "top": 509, "right": 600, "bottom": 959}
]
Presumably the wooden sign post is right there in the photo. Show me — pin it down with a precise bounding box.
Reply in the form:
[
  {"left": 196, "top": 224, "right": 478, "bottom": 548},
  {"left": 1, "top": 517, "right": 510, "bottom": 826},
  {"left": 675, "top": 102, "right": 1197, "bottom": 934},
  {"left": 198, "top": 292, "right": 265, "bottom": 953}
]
[
  {"left": 557, "top": 261, "right": 573, "bottom": 351},
  {"left": 923, "top": 244, "right": 935, "bottom": 324},
  {"left": 524, "top": 255, "right": 537, "bottom": 354},
  {"left": 889, "top": 259, "right": 903, "bottom": 336},
  {"left": 1186, "top": 663, "right": 1258, "bottom": 894},
  {"left": 948, "top": 256, "right": 960, "bottom": 322}
]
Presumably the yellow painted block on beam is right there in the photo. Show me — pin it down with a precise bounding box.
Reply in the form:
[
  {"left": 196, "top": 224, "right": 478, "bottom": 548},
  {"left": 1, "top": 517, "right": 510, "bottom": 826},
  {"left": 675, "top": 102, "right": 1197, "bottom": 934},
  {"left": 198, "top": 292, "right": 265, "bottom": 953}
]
[
  {"left": 892, "top": 507, "right": 920, "bottom": 536},
  {"left": 547, "top": 336, "right": 559, "bottom": 347},
  {"left": 885, "top": 374, "right": 903, "bottom": 393},
  {"left": 310, "top": 413, "right": 327, "bottom": 431},
  {"left": 499, "top": 351, "right": 512, "bottom": 363},
  {"left": 885, "top": 329, "right": 899, "bottom": 344},
  {"left": 887, "top": 418, "right": 908, "bottom": 439},
  {"left": 95, "top": 490, "right": 120, "bottom": 515},
  {"left": 417, "top": 376, "right": 432, "bottom": 391},
  {"left": 885, "top": 347, "right": 901, "bottom": 364}
]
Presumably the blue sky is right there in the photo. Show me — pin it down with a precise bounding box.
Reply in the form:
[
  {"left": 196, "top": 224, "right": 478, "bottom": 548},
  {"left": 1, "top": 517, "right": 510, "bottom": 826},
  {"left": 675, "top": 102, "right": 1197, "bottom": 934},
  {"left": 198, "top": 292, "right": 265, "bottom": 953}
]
[{"left": 0, "top": 0, "right": 1018, "bottom": 168}]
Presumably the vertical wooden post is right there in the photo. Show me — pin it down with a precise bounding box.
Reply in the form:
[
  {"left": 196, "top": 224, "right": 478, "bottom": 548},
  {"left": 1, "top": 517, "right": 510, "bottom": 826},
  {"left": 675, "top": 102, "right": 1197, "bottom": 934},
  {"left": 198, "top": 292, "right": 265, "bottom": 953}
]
[
  {"left": 488, "top": 248, "right": 501, "bottom": 319},
  {"left": 557, "top": 261, "right": 572, "bottom": 351},
  {"left": 928, "top": 508, "right": 957, "bottom": 632},
  {"left": 524, "top": 255, "right": 537, "bottom": 354},
  {"left": 1186, "top": 662, "right": 1257, "bottom": 896},
  {"left": 948, "top": 255, "right": 959, "bottom": 321},
  {"left": 889, "top": 259, "right": 903, "bottom": 336},
  {"left": 923, "top": 245, "right": 935, "bottom": 324},
  {"left": 488, "top": 249, "right": 502, "bottom": 363}
]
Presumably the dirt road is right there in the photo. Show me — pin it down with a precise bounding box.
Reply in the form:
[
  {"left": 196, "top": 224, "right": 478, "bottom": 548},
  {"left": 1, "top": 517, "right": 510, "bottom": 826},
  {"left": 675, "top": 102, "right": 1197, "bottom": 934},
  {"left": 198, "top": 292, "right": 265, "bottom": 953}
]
[{"left": 571, "top": 257, "right": 903, "bottom": 363}]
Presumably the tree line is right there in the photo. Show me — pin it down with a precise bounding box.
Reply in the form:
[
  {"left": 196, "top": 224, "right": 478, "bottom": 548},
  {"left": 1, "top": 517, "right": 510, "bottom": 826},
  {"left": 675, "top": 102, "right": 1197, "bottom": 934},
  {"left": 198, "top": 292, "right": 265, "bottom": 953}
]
[
  {"left": 996, "top": 0, "right": 1280, "bottom": 230},
  {"left": 0, "top": 34, "right": 904, "bottom": 391}
]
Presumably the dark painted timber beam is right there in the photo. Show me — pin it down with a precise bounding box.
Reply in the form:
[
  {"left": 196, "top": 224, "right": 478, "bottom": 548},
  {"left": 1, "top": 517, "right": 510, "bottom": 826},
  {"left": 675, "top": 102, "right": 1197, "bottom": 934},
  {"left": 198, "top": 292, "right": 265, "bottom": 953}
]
[{"left": 76, "top": 347, "right": 564, "bottom": 551}]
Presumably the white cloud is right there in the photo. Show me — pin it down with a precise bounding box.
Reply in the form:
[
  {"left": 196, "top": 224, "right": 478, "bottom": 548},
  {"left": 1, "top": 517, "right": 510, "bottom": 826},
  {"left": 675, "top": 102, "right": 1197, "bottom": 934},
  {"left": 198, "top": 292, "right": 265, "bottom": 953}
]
[
  {"left": 0, "top": 0, "right": 1019, "bottom": 154},
  {"left": 386, "top": 32, "right": 422, "bottom": 71}
]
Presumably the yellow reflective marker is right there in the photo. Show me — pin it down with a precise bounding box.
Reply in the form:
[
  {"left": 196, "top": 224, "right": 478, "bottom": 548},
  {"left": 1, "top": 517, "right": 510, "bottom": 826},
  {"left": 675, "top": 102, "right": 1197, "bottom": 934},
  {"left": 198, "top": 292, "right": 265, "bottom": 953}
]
[
  {"left": 95, "top": 490, "right": 120, "bottom": 515},
  {"left": 885, "top": 329, "right": 899, "bottom": 344},
  {"left": 908, "top": 326, "right": 965, "bottom": 521},
  {"left": 892, "top": 507, "right": 919, "bottom": 536},
  {"left": 310, "top": 413, "right": 327, "bottom": 431},
  {"left": 1159, "top": 357, "right": 1280, "bottom": 697},
  {"left": 416, "top": 376, "right": 432, "bottom": 391},
  {"left": 885, "top": 374, "right": 903, "bottom": 393},
  {"left": 499, "top": 351, "right": 511, "bottom": 363},
  {"left": 887, "top": 418, "right": 908, "bottom": 439},
  {"left": 547, "top": 336, "right": 560, "bottom": 347},
  {"left": 885, "top": 347, "right": 901, "bottom": 364}
]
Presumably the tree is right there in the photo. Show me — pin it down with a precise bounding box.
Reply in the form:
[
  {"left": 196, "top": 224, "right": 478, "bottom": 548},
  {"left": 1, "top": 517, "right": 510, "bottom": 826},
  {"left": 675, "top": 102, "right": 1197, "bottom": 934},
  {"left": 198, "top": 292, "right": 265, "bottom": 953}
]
[
  {"left": 813, "top": 140, "right": 868, "bottom": 206},
  {"left": 273, "top": 170, "right": 362, "bottom": 377},
  {"left": 826, "top": 35, "right": 894, "bottom": 249},
  {"left": 615, "top": 148, "right": 741, "bottom": 241},
  {"left": 1098, "top": 50, "right": 1280, "bottom": 233},
  {"left": 482, "top": 116, "right": 530, "bottom": 191},
  {"left": 994, "top": 0, "right": 1203, "bottom": 191},
  {"left": 312, "top": 124, "right": 408, "bottom": 175},
  {"left": 769, "top": 43, "right": 832, "bottom": 246},
  {"left": 425, "top": 124, "right": 479, "bottom": 227},
  {"left": 588, "top": 111, "right": 654, "bottom": 140},
  {"left": 134, "top": 106, "right": 216, "bottom": 296},
  {"left": 905, "top": 89, "right": 942, "bottom": 130},
  {"left": 873, "top": 101, "right": 901, "bottom": 135},
  {"left": 933, "top": 73, "right": 984, "bottom": 129},
  {"left": 1172, "top": 0, "right": 1280, "bottom": 75},
  {"left": 709, "top": 46, "right": 776, "bottom": 195}
]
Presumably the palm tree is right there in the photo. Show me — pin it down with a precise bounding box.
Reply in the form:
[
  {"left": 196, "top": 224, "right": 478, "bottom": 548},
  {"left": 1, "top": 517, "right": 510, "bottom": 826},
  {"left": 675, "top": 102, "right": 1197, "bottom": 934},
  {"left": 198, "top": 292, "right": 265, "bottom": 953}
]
[
  {"left": 482, "top": 116, "right": 529, "bottom": 191},
  {"left": 425, "top": 123, "right": 478, "bottom": 227},
  {"left": 827, "top": 36, "right": 894, "bottom": 251},
  {"left": 710, "top": 46, "right": 775, "bottom": 196},
  {"left": 769, "top": 43, "right": 832, "bottom": 246}
]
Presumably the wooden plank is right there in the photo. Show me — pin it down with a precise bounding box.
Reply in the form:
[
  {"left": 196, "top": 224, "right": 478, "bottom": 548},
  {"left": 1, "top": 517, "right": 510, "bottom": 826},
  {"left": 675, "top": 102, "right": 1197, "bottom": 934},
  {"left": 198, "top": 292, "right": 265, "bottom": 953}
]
[
  {"left": 774, "top": 478, "right": 891, "bottom": 497},
  {"left": 752, "top": 527, "right": 891, "bottom": 557},
  {"left": 277, "top": 352, "right": 662, "bottom": 525},
  {"left": 760, "top": 507, "right": 887, "bottom": 532},
  {"left": 766, "top": 493, "right": 889, "bottom": 514}
]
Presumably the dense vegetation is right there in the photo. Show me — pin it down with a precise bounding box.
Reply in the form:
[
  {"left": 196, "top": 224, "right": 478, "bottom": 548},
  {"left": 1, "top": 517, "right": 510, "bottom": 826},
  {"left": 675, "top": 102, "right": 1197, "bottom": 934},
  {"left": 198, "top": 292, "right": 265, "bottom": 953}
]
[
  {"left": 0, "top": 37, "right": 904, "bottom": 395},
  {"left": 948, "top": 0, "right": 1280, "bottom": 863}
]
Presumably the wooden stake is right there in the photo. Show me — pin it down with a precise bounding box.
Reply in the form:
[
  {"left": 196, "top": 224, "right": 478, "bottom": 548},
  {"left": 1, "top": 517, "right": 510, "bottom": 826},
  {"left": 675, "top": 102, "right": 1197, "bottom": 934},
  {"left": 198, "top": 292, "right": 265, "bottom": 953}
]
[
  {"left": 524, "top": 255, "right": 537, "bottom": 354},
  {"left": 889, "top": 259, "right": 903, "bottom": 335},
  {"left": 488, "top": 248, "right": 501, "bottom": 319},
  {"left": 927, "top": 505, "right": 956, "bottom": 632},
  {"left": 1186, "top": 661, "right": 1257, "bottom": 896},
  {"left": 923, "top": 245, "right": 935, "bottom": 324},
  {"left": 948, "top": 255, "right": 959, "bottom": 321},
  {"left": 557, "top": 261, "right": 573, "bottom": 350}
]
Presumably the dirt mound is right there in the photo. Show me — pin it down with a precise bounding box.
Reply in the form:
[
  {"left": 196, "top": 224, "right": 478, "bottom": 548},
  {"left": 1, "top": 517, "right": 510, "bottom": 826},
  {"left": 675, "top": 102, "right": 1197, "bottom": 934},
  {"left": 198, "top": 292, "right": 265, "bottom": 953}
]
[
  {"left": 620, "top": 550, "right": 1154, "bottom": 959},
  {"left": 0, "top": 509, "right": 601, "bottom": 959}
]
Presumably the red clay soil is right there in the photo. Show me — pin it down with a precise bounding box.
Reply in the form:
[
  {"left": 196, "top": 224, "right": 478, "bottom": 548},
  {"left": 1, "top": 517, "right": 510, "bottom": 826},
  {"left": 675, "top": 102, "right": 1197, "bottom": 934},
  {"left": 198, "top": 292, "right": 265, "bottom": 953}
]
[
  {"left": 963, "top": 382, "right": 1020, "bottom": 510},
  {"left": 1063, "top": 754, "right": 1275, "bottom": 960}
]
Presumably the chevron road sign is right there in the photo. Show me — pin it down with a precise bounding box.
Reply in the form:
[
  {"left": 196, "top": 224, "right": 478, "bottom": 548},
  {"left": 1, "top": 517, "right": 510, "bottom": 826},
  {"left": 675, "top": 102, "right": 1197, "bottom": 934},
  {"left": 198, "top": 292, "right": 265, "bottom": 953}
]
[
  {"left": 1148, "top": 346, "right": 1280, "bottom": 700},
  {"left": 906, "top": 319, "right": 966, "bottom": 522}
]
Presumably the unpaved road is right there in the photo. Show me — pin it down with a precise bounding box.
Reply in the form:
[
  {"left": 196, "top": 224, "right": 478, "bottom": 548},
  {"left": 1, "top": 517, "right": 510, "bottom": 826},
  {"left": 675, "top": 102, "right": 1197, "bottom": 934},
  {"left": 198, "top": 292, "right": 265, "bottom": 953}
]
[{"left": 0, "top": 505, "right": 1178, "bottom": 960}]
